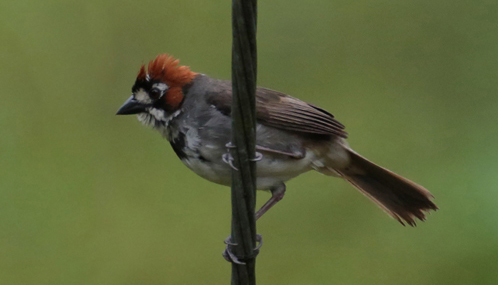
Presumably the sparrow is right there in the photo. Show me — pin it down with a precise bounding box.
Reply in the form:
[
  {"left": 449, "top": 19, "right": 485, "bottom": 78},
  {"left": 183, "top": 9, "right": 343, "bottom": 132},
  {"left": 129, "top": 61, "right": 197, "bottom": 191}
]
[{"left": 117, "top": 54, "right": 437, "bottom": 226}]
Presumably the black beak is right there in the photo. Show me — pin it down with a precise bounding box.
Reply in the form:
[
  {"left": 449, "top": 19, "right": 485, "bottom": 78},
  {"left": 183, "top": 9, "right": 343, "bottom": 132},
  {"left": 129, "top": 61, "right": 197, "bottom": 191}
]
[{"left": 116, "top": 96, "right": 148, "bottom": 115}]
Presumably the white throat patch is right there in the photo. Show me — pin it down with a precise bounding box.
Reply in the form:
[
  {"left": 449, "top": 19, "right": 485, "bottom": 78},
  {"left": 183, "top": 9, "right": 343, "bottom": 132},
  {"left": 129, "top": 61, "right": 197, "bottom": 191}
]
[
  {"left": 137, "top": 109, "right": 181, "bottom": 138},
  {"left": 148, "top": 108, "right": 167, "bottom": 122}
]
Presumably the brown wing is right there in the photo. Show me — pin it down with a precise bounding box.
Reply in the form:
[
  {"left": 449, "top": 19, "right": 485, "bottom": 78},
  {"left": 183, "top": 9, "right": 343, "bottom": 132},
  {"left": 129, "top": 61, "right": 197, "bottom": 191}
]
[
  {"left": 254, "top": 87, "right": 347, "bottom": 138},
  {"left": 205, "top": 79, "right": 347, "bottom": 138}
]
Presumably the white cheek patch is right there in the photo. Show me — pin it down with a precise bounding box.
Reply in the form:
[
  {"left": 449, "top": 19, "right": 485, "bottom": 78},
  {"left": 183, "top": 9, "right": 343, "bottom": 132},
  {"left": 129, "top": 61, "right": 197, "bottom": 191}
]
[
  {"left": 148, "top": 108, "right": 167, "bottom": 122},
  {"left": 134, "top": 89, "right": 153, "bottom": 104}
]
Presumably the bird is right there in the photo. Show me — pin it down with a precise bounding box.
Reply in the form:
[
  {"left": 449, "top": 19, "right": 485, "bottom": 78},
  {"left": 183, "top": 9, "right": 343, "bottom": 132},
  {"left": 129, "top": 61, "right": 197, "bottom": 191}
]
[{"left": 116, "top": 54, "right": 437, "bottom": 226}]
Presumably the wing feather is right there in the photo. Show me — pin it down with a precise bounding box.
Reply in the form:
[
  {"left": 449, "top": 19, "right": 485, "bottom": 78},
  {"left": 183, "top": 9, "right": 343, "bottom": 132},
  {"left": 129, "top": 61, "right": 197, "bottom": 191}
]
[
  {"left": 205, "top": 80, "right": 347, "bottom": 138},
  {"left": 255, "top": 87, "right": 347, "bottom": 138}
]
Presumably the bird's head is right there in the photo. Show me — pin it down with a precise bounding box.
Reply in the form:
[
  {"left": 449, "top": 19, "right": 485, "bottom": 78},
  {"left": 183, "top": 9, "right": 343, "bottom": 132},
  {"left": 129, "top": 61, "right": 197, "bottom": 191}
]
[{"left": 116, "top": 54, "right": 198, "bottom": 127}]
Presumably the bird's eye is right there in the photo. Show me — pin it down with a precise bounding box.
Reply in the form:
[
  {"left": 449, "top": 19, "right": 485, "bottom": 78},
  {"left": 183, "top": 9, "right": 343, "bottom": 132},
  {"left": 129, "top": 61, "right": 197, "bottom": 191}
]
[{"left": 149, "top": 88, "right": 162, "bottom": 100}]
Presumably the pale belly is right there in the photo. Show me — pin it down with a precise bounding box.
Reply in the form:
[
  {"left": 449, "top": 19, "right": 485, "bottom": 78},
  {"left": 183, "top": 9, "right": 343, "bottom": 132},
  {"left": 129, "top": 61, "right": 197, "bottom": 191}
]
[{"left": 181, "top": 150, "right": 318, "bottom": 190}]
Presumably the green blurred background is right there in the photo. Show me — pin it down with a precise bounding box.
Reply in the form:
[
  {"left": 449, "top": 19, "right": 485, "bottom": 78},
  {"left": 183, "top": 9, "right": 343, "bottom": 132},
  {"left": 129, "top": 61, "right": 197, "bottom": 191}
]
[{"left": 1, "top": 0, "right": 497, "bottom": 284}]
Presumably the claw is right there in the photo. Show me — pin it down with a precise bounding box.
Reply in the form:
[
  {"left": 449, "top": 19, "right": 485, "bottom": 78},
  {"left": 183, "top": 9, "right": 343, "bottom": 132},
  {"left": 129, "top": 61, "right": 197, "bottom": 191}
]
[
  {"left": 223, "top": 142, "right": 239, "bottom": 170},
  {"left": 225, "top": 142, "right": 262, "bottom": 163},
  {"left": 222, "top": 234, "right": 262, "bottom": 265},
  {"left": 222, "top": 153, "right": 238, "bottom": 171},
  {"left": 223, "top": 249, "right": 246, "bottom": 265},
  {"left": 223, "top": 236, "right": 246, "bottom": 265},
  {"left": 224, "top": 236, "right": 238, "bottom": 246},
  {"left": 251, "top": 152, "right": 263, "bottom": 162}
]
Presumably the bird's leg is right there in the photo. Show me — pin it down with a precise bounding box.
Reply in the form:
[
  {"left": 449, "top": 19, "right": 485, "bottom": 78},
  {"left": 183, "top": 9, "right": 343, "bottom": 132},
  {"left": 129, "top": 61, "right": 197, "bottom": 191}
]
[
  {"left": 221, "top": 142, "right": 268, "bottom": 264},
  {"left": 255, "top": 183, "right": 286, "bottom": 220},
  {"left": 223, "top": 183, "right": 283, "bottom": 264}
]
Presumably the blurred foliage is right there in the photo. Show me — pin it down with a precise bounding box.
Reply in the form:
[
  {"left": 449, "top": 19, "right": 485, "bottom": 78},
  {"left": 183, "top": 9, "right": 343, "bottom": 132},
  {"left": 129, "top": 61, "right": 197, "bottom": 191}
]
[{"left": 1, "top": 0, "right": 497, "bottom": 284}]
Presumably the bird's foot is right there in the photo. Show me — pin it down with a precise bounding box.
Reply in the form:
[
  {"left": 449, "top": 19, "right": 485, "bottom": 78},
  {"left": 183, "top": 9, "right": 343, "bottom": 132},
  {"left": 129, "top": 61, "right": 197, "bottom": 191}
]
[
  {"left": 222, "top": 234, "right": 263, "bottom": 265},
  {"left": 224, "top": 142, "right": 263, "bottom": 163},
  {"left": 225, "top": 142, "right": 236, "bottom": 149},
  {"left": 222, "top": 142, "right": 238, "bottom": 170},
  {"left": 222, "top": 153, "right": 238, "bottom": 171},
  {"left": 251, "top": 152, "right": 263, "bottom": 162}
]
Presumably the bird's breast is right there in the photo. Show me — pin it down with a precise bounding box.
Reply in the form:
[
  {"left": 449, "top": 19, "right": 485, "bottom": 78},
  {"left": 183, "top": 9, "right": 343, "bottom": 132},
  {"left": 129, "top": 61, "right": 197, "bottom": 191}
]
[{"left": 177, "top": 138, "right": 317, "bottom": 190}]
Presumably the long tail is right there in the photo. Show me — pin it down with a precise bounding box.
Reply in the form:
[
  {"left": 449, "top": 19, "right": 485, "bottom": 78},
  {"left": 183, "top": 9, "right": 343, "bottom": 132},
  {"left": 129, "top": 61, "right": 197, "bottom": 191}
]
[{"left": 336, "top": 148, "right": 438, "bottom": 226}]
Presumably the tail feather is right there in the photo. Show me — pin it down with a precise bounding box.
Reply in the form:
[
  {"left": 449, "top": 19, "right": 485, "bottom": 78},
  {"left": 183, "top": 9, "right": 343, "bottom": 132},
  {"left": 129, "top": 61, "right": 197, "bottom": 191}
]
[{"left": 336, "top": 149, "right": 438, "bottom": 226}]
